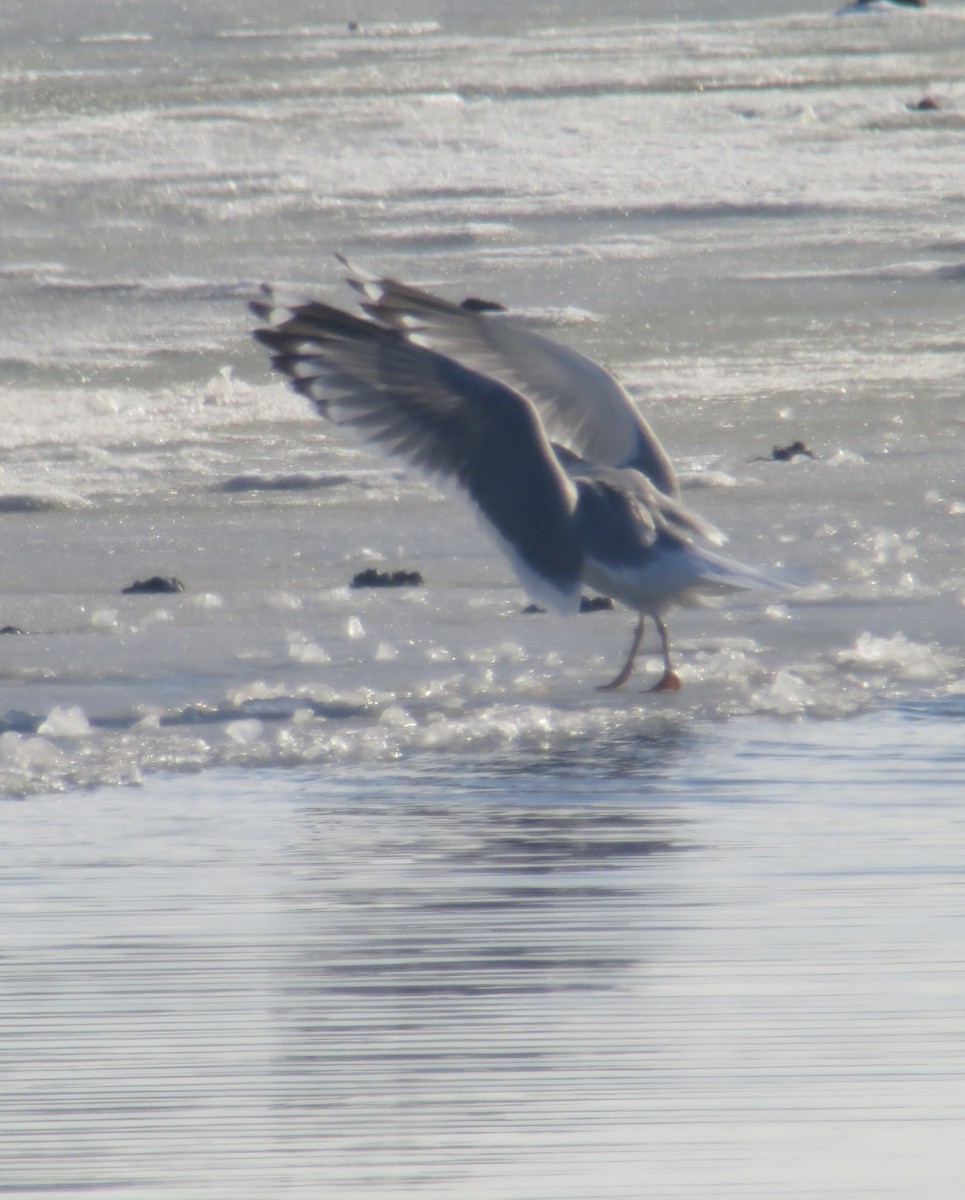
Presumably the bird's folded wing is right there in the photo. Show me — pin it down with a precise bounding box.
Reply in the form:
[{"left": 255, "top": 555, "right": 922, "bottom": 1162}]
[
  {"left": 251, "top": 288, "right": 585, "bottom": 612},
  {"left": 554, "top": 449, "right": 726, "bottom": 548}
]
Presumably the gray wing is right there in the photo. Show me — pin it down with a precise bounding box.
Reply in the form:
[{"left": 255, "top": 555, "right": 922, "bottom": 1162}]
[
  {"left": 553, "top": 446, "right": 725, "bottom": 547},
  {"left": 338, "top": 256, "right": 680, "bottom": 498},
  {"left": 251, "top": 287, "right": 585, "bottom": 612}
]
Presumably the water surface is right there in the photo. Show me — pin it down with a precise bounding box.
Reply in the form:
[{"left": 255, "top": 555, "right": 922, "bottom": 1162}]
[{"left": 4, "top": 709, "right": 965, "bottom": 1197}]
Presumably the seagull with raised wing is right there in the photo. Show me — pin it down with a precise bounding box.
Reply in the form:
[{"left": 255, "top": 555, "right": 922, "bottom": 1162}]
[{"left": 250, "top": 267, "right": 788, "bottom": 691}]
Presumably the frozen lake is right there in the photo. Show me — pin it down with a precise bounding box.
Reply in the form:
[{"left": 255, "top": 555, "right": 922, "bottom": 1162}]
[{"left": 1, "top": 0, "right": 964, "bottom": 1195}]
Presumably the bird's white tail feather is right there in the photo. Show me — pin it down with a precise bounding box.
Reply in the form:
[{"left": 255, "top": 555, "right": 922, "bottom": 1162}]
[{"left": 692, "top": 546, "right": 794, "bottom": 595}]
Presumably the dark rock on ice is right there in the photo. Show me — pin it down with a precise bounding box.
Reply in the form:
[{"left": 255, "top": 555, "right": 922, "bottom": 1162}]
[
  {"left": 907, "top": 96, "right": 940, "bottom": 112},
  {"left": 523, "top": 595, "right": 614, "bottom": 615},
  {"left": 579, "top": 595, "right": 615, "bottom": 613},
  {"left": 771, "top": 441, "right": 814, "bottom": 462},
  {"left": 350, "top": 568, "right": 425, "bottom": 589},
  {"left": 122, "top": 576, "right": 186, "bottom": 594}
]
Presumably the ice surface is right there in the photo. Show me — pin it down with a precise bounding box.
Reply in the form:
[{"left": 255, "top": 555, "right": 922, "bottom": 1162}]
[{"left": 0, "top": 2, "right": 963, "bottom": 795}]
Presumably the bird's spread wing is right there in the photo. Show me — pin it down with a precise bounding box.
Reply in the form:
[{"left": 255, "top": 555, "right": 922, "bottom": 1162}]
[
  {"left": 251, "top": 287, "right": 585, "bottom": 612},
  {"left": 338, "top": 256, "right": 680, "bottom": 498}
]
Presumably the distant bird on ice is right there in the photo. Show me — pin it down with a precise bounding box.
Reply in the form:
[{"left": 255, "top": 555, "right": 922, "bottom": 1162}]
[
  {"left": 837, "top": 0, "right": 925, "bottom": 13},
  {"left": 250, "top": 259, "right": 788, "bottom": 691}
]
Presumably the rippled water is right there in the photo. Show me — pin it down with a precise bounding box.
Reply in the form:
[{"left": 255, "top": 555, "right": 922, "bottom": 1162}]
[{"left": 4, "top": 708, "right": 965, "bottom": 1197}]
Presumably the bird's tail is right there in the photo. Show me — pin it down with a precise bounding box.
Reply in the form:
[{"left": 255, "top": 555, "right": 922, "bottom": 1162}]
[{"left": 687, "top": 545, "right": 797, "bottom": 599}]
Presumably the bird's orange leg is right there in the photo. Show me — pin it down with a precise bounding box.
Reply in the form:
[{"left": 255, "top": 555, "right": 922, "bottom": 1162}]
[
  {"left": 648, "top": 615, "right": 681, "bottom": 692},
  {"left": 596, "top": 614, "right": 645, "bottom": 691}
]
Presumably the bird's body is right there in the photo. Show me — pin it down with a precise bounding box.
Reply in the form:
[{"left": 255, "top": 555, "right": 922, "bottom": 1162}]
[{"left": 251, "top": 263, "right": 788, "bottom": 690}]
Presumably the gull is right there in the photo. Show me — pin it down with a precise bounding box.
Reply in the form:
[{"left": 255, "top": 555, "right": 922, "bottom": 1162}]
[{"left": 250, "top": 266, "right": 787, "bottom": 691}]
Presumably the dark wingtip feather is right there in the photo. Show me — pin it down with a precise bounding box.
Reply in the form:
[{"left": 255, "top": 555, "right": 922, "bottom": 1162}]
[
  {"left": 249, "top": 299, "right": 274, "bottom": 323},
  {"left": 251, "top": 326, "right": 287, "bottom": 351}
]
